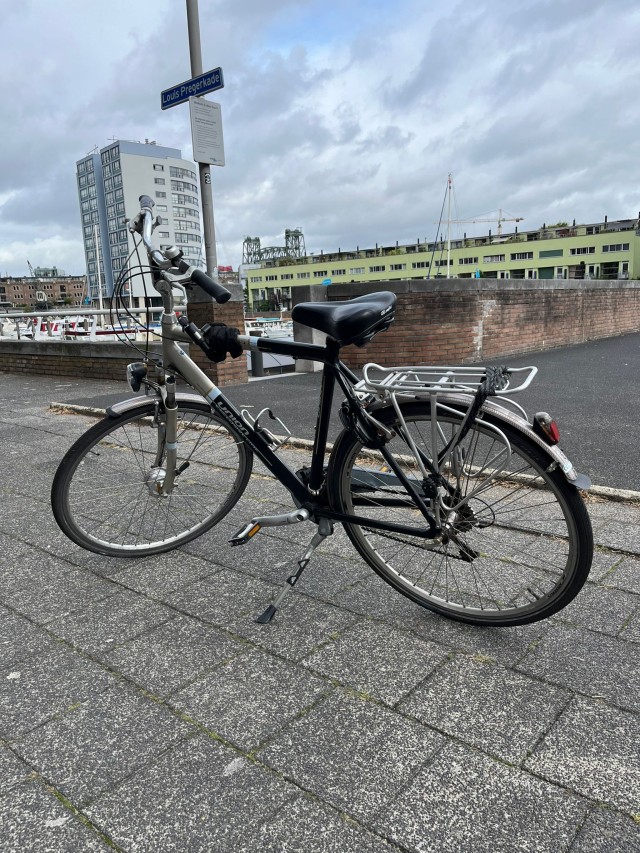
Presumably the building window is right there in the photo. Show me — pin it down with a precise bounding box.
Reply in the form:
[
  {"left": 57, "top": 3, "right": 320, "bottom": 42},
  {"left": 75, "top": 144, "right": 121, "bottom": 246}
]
[
  {"left": 281, "top": 274, "right": 293, "bottom": 280},
  {"left": 390, "top": 263, "right": 406, "bottom": 271},
  {"left": 297, "top": 272, "right": 311, "bottom": 279},
  {"left": 510, "top": 252, "right": 533, "bottom": 261},
  {"left": 434, "top": 260, "right": 452, "bottom": 267},
  {"left": 249, "top": 276, "right": 262, "bottom": 283},
  {"left": 539, "top": 249, "right": 563, "bottom": 258},
  {"left": 459, "top": 257, "right": 478, "bottom": 265},
  {"left": 331, "top": 268, "right": 346, "bottom": 275},
  {"left": 369, "top": 265, "right": 386, "bottom": 273},
  {"left": 570, "top": 247, "right": 595, "bottom": 255},
  {"left": 483, "top": 254, "right": 505, "bottom": 263},
  {"left": 527, "top": 269, "right": 538, "bottom": 279},
  {"left": 313, "top": 270, "right": 328, "bottom": 278},
  {"left": 602, "top": 243, "right": 630, "bottom": 252},
  {"left": 349, "top": 267, "right": 365, "bottom": 274},
  {"left": 154, "top": 178, "right": 165, "bottom": 185},
  {"left": 411, "top": 261, "right": 429, "bottom": 269},
  {"left": 265, "top": 275, "right": 278, "bottom": 281},
  {"left": 155, "top": 191, "right": 166, "bottom": 198},
  {"left": 153, "top": 164, "right": 164, "bottom": 171},
  {"left": 158, "top": 231, "right": 170, "bottom": 238},
  {"left": 157, "top": 205, "right": 168, "bottom": 212}
]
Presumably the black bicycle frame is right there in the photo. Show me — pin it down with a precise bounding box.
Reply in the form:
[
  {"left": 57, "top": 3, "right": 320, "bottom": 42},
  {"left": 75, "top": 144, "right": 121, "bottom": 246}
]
[{"left": 207, "top": 334, "right": 440, "bottom": 540}]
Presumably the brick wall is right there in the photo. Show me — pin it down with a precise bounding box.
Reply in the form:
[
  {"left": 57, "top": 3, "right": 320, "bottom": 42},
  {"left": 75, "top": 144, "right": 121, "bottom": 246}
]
[
  {"left": 3, "top": 279, "right": 639, "bottom": 381},
  {"left": 321, "top": 279, "right": 640, "bottom": 368}
]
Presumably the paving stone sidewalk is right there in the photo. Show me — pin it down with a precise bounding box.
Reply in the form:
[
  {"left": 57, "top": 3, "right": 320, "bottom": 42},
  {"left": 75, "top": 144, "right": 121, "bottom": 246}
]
[{"left": 0, "top": 372, "right": 639, "bottom": 852}]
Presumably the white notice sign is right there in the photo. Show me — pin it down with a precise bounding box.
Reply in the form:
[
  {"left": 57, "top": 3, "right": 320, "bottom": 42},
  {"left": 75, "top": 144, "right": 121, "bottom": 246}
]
[{"left": 189, "top": 97, "right": 225, "bottom": 166}]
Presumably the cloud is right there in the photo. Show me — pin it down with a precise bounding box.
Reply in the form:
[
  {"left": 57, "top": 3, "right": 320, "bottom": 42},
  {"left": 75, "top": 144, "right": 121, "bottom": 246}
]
[{"left": 1, "top": 0, "right": 640, "bottom": 274}]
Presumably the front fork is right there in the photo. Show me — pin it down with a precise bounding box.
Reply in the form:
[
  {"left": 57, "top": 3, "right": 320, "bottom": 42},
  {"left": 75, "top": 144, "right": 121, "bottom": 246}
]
[{"left": 152, "top": 376, "right": 179, "bottom": 496}]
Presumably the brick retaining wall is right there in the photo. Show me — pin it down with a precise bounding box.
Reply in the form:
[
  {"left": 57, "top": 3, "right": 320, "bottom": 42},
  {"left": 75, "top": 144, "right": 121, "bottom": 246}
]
[
  {"left": 313, "top": 278, "right": 640, "bottom": 367},
  {"left": 2, "top": 279, "right": 639, "bottom": 380}
]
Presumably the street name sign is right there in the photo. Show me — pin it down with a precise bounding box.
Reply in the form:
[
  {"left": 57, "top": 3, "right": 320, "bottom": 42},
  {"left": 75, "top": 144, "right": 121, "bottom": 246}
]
[{"left": 161, "top": 67, "right": 224, "bottom": 110}]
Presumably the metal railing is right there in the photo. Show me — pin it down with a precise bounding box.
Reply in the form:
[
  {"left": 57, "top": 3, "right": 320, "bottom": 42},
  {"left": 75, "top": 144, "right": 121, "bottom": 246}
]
[{"left": 0, "top": 308, "right": 161, "bottom": 341}]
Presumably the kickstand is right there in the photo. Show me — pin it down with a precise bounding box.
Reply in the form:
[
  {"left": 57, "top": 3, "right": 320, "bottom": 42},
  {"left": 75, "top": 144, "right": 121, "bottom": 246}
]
[{"left": 256, "top": 517, "right": 333, "bottom": 624}]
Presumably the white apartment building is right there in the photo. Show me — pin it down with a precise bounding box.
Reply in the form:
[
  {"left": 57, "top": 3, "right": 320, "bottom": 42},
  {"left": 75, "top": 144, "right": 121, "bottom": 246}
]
[{"left": 76, "top": 140, "right": 203, "bottom": 307}]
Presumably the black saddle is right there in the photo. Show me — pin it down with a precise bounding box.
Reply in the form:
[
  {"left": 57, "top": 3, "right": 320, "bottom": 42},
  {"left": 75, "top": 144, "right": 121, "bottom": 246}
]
[{"left": 291, "top": 291, "right": 396, "bottom": 346}]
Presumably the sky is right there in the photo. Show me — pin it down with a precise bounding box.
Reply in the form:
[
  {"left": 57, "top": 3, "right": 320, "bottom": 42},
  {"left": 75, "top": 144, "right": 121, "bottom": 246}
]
[{"left": 1, "top": 0, "right": 640, "bottom": 277}]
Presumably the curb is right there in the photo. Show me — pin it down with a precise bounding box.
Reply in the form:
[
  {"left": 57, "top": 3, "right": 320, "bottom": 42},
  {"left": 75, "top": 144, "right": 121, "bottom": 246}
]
[{"left": 51, "top": 402, "right": 640, "bottom": 504}]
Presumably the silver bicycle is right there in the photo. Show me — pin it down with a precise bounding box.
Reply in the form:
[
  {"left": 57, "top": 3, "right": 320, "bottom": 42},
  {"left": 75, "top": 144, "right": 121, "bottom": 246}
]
[{"left": 51, "top": 195, "right": 594, "bottom": 627}]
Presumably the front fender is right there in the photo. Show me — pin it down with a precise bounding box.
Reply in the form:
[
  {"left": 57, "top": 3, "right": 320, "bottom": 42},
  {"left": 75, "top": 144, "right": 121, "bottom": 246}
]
[{"left": 106, "top": 392, "right": 209, "bottom": 418}]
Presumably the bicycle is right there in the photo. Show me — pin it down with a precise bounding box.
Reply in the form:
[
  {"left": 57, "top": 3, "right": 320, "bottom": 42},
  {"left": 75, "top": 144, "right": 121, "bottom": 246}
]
[{"left": 51, "top": 195, "right": 594, "bottom": 627}]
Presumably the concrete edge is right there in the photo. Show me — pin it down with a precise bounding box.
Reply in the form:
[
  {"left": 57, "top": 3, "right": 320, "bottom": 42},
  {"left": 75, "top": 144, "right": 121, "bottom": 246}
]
[{"left": 50, "top": 402, "right": 640, "bottom": 504}]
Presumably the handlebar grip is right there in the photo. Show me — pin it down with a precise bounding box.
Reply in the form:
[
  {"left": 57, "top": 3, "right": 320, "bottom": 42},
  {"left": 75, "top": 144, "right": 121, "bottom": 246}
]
[
  {"left": 190, "top": 268, "right": 232, "bottom": 303},
  {"left": 139, "top": 194, "right": 155, "bottom": 210}
]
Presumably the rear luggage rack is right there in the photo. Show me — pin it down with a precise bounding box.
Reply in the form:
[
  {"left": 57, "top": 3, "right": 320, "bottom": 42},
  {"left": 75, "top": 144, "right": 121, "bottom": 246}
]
[{"left": 356, "top": 363, "right": 537, "bottom": 398}]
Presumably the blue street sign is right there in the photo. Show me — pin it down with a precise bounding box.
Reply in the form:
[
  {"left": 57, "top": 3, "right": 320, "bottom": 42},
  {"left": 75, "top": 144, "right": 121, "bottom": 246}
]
[
  {"left": 322, "top": 278, "right": 332, "bottom": 286},
  {"left": 161, "top": 67, "right": 224, "bottom": 110}
]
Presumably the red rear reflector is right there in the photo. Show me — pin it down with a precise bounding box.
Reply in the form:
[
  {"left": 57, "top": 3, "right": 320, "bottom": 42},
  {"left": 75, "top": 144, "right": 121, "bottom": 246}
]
[
  {"left": 533, "top": 412, "right": 560, "bottom": 445},
  {"left": 546, "top": 420, "right": 560, "bottom": 444}
]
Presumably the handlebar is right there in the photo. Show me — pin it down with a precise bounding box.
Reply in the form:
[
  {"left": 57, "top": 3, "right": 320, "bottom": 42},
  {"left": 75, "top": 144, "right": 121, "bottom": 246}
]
[{"left": 130, "top": 194, "right": 232, "bottom": 304}]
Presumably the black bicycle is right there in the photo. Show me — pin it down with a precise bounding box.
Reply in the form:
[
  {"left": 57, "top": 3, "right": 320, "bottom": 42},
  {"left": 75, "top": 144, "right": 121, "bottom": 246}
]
[{"left": 51, "top": 195, "right": 594, "bottom": 627}]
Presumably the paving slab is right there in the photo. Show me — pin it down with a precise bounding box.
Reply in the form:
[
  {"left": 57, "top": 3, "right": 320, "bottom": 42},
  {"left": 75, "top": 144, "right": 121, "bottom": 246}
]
[
  {"left": 234, "top": 796, "right": 394, "bottom": 852},
  {"left": 303, "top": 619, "right": 449, "bottom": 706},
  {"left": 569, "top": 808, "right": 640, "bottom": 852},
  {"left": 0, "top": 780, "right": 110, "bottom": 851},
  {"left": 85, "top": 734, "right": 296, "bottom": 852},
  {"left": 171, "top": 647, "right": 331, "bottom": 751},
  {"left": 605, "top": 555, "right": 640, "bottom": 593},
  {"left": 2, "top": 567, "right": 115, "bottom": 625},
  {"left": 0, "top": 746, "right": 33, "bottom": 793},
  {"left": 517, "top": 624, "right": 640, "bottom": 712},
  {"left": 46, "top": 588, "right": 176, "bottom": 656},
  {"left": 103, "top": 615, "right": 245, "bottom": 697},
  {"left": 259, "top": 691, "right": 444, "bottom": 820},
  {"left": 164, "top": 568, "right": 279, "bottom": 625},
  {"left": 552, "top": 582, "right": 639, "bottom": 636},
  {"left": 0, "top": 611, "right": 60, "bottom": 670},
  {"left": 229, "top": 594, "right": 361, "bottom": 662},
  {"left": 374, "top": 741, "right": 588, "bottom": 853},
  {"left": 13, "top": 683, "right": 191, "bottom": 806},
  {"left": 525, "top": 697, "right": 640, "bottom": 814},
  {"left": 400, "top": 655, "right": 570, "bottom": 764},
  {"left": 0, "top": 645, "right": 114, "bottom": 740}
]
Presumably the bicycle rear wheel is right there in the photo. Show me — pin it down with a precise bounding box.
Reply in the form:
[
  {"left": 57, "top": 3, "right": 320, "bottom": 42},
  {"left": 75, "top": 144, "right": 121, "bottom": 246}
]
[
  {"left": 52, "top": 400, "right": 252, "bottom": 556},
  {"left": 328, "top": 401, "right": 592, "bottom": 626}
]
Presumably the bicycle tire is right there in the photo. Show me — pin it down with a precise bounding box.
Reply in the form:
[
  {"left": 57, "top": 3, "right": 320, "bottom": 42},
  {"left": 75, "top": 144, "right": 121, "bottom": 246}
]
[
  {"left": 327, "top": 400, "right": 592, "bottom": 626},
  {"left": 52, "top": 400, "right": 253, "bottom": 557}
]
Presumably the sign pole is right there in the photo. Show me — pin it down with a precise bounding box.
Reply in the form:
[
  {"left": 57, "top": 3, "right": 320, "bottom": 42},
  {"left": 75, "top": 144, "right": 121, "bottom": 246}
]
[{"left": 186, "top": 0, "right": 217, "bottom": 279}]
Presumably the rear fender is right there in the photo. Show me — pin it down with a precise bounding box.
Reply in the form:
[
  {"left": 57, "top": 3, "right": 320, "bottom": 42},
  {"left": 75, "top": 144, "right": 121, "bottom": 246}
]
[{"left": 370, "top": 393, "right": 591, "bottom": 490}]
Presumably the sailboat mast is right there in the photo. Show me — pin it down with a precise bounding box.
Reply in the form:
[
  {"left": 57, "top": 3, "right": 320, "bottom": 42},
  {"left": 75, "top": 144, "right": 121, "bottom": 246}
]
[{"left": 446, "top": 173, "right": 452, "bottom": 274}]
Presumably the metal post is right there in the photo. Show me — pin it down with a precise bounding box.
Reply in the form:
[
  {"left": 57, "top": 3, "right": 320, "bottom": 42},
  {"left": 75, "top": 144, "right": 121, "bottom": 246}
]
[{"left": 186, "top": 0, "right": 217, "bottom": 279}]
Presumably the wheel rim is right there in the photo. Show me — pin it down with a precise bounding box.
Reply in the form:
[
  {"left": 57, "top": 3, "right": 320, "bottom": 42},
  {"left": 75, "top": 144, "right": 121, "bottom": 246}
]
[{"left": 61, "top": 406, "right": 247, "bottom": 553}]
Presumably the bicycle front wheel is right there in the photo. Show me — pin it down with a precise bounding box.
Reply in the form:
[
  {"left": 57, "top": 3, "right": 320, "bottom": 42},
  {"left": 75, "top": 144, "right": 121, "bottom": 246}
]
[
  {"left": 327, "top": 401, "right": 592, "bottom": 626},
  {"left": 52, "top": 400, "right": 252, "bottom": 556}
]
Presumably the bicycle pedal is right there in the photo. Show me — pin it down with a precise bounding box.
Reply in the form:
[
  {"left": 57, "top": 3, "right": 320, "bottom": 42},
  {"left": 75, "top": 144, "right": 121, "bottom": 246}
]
[{"left": 229, "top": 521, "right": 262, "bottom": 547}]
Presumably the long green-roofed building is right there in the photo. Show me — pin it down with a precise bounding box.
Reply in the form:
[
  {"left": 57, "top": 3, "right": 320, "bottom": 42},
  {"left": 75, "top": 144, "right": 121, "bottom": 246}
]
[{"left": 245, "top": 215, "right": 639, "bottom": 311}]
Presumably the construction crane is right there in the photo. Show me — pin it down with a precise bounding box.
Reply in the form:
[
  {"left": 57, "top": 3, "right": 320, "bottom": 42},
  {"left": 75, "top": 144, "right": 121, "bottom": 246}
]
[
  {"left": 432, "top": 175, "right": 524, "bottom": 277},
  {"left": 27, "top": 260, "right": 35, "bottom": 277},
  {"left": 449, "top": 209, "right": 524, "bottom": 237}
]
